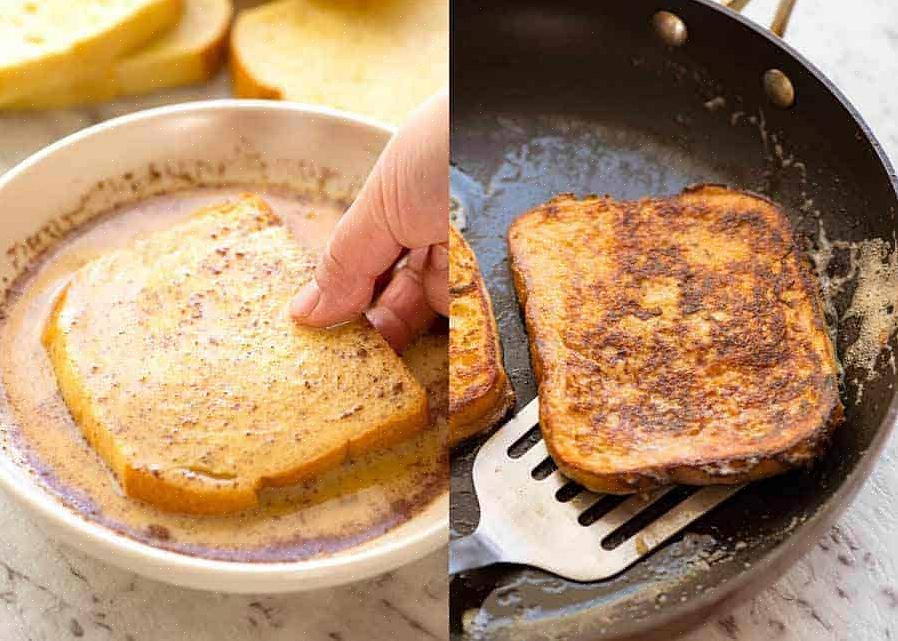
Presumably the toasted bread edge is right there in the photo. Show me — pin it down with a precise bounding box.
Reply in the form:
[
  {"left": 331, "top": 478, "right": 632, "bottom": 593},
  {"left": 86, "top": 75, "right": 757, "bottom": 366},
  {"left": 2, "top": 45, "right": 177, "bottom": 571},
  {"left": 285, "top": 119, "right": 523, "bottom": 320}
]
[{"left": 449, "top": 370, "right": 514, "bottom": 446}]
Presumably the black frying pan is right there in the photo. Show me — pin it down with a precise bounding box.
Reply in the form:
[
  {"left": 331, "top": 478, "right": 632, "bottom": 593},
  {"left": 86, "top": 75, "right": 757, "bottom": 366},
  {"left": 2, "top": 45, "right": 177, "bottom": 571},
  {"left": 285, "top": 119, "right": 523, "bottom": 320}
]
[{"left": 449, "top": 1, "right": 898, "bottom": 639}]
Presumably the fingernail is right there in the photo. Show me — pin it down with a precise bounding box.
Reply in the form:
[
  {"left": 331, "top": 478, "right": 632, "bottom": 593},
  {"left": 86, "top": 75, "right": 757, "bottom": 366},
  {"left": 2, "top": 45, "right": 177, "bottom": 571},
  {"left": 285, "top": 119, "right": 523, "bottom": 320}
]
[
  {"left": 291, "top": 281, "right": 321, "bottom": 319},
  {"left": 429, "top": 244, "right": 448, "bottom": 271},
  {"left": 366, "top": 306, "right": 406, "bottom": 353}
]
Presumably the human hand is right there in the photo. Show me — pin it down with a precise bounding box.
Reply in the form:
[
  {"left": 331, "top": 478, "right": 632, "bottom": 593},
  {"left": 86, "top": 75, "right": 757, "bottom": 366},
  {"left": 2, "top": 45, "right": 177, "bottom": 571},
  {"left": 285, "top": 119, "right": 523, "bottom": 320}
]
[{"left": 290, "top": 91, "right": 448, "bottom": 352}]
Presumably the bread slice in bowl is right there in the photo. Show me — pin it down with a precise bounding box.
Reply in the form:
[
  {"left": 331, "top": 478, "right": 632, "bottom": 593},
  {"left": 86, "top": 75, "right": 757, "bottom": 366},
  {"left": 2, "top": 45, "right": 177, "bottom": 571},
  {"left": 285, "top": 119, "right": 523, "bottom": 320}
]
[{"left": 44, "top": 194, "right": 429, "bottom": 514}]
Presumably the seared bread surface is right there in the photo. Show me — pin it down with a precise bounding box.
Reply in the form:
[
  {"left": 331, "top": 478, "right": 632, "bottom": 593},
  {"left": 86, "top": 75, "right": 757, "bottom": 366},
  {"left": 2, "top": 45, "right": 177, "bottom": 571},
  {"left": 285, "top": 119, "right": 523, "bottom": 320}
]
[
  {"left": 508, "top": 185, "right": 843, "bottom": 493},
  {"left": 449, "top": 225, "right": 514, "bottom": 444},
  {"left": 44, "top": 194, "right": 428, "bottom": 514}
]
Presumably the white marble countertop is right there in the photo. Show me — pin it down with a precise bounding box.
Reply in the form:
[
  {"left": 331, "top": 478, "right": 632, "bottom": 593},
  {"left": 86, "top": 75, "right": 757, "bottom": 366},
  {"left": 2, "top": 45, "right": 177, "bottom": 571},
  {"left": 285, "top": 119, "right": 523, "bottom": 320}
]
[{"left": 1, "top": 1, "right": 897, "bottom": 640}]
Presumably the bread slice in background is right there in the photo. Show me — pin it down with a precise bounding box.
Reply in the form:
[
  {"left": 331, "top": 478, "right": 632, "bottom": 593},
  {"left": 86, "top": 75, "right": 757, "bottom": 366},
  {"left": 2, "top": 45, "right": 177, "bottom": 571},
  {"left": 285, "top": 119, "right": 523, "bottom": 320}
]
[
  {"left": 5, "top": 0, "right": 232, "bottom": 110},
  {"left": 0, "top": 0, "right": 183, "bottom": 105},
  {"left": 230, "top": 0, "right": 448, "bottom": 125},
  {"left": 449, "top": 225, "right": 514, "bottom": 445},
  {"left": 508, "top": 185, "right": 843, "bottom": 493},
  {"left": 44, "top": 194, "right": 429, "bottom": 515}
]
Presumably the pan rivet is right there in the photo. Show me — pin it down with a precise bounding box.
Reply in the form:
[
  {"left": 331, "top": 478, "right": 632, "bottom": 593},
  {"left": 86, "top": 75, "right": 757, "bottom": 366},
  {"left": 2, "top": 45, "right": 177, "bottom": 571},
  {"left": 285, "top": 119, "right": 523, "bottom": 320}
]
[
  {"left": 652, "top": 11, "right": 688, "bottom": 47},
  {"left": 763, "top": 69, "right": 795, "bottom": 108}
]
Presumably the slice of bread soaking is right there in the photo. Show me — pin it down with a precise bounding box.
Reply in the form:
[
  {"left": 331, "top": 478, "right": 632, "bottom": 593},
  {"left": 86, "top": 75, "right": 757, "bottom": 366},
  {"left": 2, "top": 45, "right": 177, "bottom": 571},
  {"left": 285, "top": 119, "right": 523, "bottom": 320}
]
[{"left": 44, "top": 194, "right": 429, "bottom": 515}]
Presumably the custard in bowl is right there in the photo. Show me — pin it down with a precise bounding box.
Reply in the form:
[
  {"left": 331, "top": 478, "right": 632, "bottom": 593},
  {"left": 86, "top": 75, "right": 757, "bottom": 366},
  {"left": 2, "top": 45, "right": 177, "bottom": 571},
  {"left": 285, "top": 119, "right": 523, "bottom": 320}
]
[{"left": 0, "top": 101, "right": 447, "bottom": 592}]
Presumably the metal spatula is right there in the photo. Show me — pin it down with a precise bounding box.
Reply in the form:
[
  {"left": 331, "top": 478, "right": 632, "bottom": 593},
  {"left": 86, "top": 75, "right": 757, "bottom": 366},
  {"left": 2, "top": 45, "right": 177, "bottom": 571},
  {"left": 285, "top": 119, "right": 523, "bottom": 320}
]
[{"left": 449, "top": 399, "right": 743, "bottom": 581}]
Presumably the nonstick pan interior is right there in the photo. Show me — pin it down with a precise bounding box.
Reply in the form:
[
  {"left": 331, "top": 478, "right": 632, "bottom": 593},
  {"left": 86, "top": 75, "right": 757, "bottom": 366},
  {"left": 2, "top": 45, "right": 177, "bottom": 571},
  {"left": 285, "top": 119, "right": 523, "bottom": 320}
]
[{"left": 450, "top": 1, "right": 898, "bottom": 639}]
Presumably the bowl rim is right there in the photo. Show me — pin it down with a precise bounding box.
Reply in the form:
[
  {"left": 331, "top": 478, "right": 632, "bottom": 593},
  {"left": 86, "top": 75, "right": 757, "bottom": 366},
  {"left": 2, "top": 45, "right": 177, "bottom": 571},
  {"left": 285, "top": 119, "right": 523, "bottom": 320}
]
[{"left": 0, "top": 99, "right": 447, "bottom": 586}]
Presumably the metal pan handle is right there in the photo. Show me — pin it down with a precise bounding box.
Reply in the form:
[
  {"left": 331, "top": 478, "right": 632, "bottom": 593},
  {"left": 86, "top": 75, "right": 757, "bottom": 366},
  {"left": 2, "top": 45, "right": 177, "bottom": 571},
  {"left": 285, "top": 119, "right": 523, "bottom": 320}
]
[{"left": 720, "top": 0, "right": 797, "bottom": 38}]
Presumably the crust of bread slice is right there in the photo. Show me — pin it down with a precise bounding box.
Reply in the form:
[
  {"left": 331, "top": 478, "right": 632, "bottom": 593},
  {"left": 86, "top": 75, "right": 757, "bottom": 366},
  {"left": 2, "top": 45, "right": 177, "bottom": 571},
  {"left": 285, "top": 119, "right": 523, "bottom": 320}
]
[
  {"left": 44, "top": 194, "right": 429, "bottom": 514},
  {"left": 5, "top": 0, "right": 232, "bottom": 110},
  {"left": 0, "top": 0, "right": 183, "bottom": 105},
  {"left": 508, "top": 186, "right": 843, "bottom": 493},
  {"left": 229, "top": 0, "right": 448, "bottom": 125},
  {"left": 449, "top": 225, "right": 515, "bottom": 445}
]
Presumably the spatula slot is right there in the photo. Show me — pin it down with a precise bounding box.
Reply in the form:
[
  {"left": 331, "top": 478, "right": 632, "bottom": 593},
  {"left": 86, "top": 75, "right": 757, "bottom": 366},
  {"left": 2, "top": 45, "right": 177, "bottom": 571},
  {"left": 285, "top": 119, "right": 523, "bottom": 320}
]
[
  {"left": 555, "top": 481, "right": 583, "bottom": 503},
  {"left": 531, "top": 456, "right": 558, "bottom": 480},
  {"left": 468, "top": 397, "right": 745, "bottom": 581},
  {"left": 578, "top": 495, "right": 627, "bottom": 526},
  {"left": 600, "top": 486, "right": 698, "bottom": 550},
  {"left": 506, "top": 425, "right": 542, "bottom": 459}
]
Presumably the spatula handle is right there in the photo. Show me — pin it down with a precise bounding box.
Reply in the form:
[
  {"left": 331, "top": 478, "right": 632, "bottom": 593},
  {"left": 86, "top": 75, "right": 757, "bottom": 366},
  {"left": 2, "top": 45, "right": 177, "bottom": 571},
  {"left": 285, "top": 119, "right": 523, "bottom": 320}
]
[{"left": 449, "top": 529, "right": 502, "bottom": 575}]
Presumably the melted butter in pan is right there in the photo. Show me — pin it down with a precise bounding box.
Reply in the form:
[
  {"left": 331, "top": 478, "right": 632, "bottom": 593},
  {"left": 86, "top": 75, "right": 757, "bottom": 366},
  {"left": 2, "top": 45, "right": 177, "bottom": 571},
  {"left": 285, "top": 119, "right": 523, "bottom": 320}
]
[{"left": 0, "top": 187, "right": 448, "bottom": 562}]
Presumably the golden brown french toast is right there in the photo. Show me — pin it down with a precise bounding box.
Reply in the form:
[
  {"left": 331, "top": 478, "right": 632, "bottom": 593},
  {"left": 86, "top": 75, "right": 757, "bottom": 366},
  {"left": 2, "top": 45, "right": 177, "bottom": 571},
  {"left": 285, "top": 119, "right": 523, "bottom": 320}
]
[
  {"left": 44, "top": 194, "right": 429, "bottom": 515},
  {"left": 449, "top": 225, "right": 514, "bottom": 444},
  {"left": 508, "top": 185, "right": 843, "bottom": 493}
]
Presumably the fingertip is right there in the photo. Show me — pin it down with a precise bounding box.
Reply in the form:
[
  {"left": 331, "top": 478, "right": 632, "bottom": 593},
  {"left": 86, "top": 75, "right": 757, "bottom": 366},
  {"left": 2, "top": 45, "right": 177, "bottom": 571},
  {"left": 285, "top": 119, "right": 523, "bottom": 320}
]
[
  {"left": 291, "top": 278, "right": 375, "bottom": 328},
  {"left": 429, "top": 243, "right": 448, "bottom": 272},
  {"left": 425, "top": 244, "right": 449, "bottom": 317},
  {"left": 367, "top": 306, "right": 409, "bottom": 352},
  {"left": 290, "top": 281, "right": 321, "bottom": 321}
]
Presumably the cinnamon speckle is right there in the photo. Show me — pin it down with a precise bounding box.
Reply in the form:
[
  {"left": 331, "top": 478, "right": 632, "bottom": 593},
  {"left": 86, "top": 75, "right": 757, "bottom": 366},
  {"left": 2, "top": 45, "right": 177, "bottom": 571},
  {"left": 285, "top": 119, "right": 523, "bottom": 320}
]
[{"left": 147, "top": 524, "right": 171, "bottom": 541}]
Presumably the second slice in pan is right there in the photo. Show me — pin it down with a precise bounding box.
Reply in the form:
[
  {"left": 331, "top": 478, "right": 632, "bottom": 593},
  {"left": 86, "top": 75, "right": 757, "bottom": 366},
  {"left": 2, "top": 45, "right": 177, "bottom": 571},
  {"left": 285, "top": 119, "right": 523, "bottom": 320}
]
[
  {"left": 449, "top": 225, "right": 515, "bottom": 445},
  {"left": 508, "top": 185, "right": 843, "bottom": 493}
]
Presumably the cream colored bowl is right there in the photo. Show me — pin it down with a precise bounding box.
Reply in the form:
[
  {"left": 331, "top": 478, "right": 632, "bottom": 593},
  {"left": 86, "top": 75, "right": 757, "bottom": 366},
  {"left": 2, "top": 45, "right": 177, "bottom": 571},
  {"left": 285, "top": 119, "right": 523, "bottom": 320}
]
[{"left": 0, "top": 100, "right": 447, "bottom": 593}]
